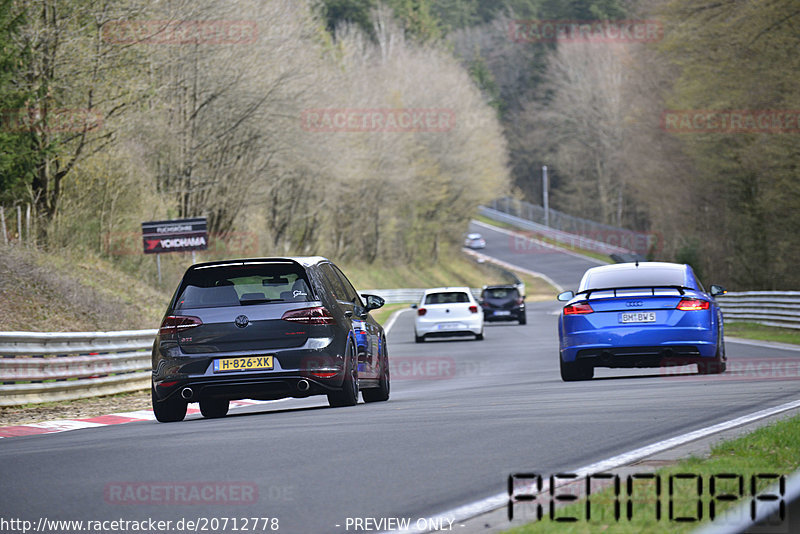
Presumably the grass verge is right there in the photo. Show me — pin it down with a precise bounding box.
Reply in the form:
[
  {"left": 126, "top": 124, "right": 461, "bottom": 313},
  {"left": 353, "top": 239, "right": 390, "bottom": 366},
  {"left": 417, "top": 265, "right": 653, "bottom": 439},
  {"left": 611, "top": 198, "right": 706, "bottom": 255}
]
[
  {"left": 507, "top": 413, "right": 800, "bottom": 533},
  {"left": 725, "top": 321, "right": 800, "bottom": 346},
  {"left": 370, "top": 303, "right": 411, "bottom": 326}
]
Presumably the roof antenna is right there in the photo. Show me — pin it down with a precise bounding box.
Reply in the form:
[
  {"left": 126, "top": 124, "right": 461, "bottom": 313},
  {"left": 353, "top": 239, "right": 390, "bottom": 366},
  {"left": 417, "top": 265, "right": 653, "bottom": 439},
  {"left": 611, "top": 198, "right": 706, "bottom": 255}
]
[{"left": 635, "top": 259, "right": 639, "bottom": 267}]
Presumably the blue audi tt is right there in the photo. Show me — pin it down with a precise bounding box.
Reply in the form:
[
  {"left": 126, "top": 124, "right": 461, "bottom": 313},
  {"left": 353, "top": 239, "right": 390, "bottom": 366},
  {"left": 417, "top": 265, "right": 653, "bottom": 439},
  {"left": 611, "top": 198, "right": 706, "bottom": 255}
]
[{"left": 557, "top": 262, "right": 727, "bottom": 381}]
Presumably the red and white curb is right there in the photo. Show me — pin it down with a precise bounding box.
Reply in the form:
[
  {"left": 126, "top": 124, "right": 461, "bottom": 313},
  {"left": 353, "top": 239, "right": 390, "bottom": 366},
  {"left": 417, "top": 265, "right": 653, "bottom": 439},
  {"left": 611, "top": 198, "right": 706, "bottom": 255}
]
[{"left": 0, "top": 399, "right": 278, "bottom": 439}]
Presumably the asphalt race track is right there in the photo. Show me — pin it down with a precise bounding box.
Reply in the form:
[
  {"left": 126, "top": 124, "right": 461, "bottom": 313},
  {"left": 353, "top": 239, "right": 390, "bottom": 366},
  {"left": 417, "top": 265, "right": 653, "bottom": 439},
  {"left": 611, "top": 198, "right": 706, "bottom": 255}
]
[{"left": 2, "top": 222, "right": 800, "bottom": 534}]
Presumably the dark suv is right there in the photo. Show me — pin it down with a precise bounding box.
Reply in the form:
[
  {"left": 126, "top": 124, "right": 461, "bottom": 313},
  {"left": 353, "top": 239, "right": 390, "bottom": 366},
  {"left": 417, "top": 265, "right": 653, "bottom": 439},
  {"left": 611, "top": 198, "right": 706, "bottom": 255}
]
[
  {"left": 480, "top": 285, "right": 526, "bottom": 325},
  {"left": 151, "top": 257, "right": 389, "bottom": 422}
]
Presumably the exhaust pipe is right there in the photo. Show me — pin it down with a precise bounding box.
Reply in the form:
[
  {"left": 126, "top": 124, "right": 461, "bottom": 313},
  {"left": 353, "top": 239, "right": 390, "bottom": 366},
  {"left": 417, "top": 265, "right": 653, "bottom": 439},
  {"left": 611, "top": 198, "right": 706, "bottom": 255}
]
[
  {"left": 297, "top": 380, "right": 310, "bottom": 392},
  {"left": 181, "top": 387, "right": 193, "bottom": 400}
]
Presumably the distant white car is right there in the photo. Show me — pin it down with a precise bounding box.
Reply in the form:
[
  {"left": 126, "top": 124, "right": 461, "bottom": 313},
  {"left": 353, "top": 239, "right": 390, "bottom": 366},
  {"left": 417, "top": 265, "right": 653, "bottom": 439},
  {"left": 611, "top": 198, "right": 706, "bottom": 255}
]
[
  {"left": 464, "top": 233, "right": 486, "bottom": 249},
  {"left": 413, "top": 287, "right": 484, "bottom": 342}
]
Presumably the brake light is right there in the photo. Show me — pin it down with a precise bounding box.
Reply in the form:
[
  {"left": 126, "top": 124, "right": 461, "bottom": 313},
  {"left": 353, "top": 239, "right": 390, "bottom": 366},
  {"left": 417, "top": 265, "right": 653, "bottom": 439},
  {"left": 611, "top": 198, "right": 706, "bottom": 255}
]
[
  {"left": 310, "top": 371, "right": 338, "bottom": 378},
  {"left": 417, "top": 308, "right": 427, "bottom": 316},
  {"left": 469, "top": 305, "right": 478, "bottom": 313},
  {"left": 281, "top": 306, "right": 336, "bottom": 325},
  {"left": 159, "top": 315, "right": 202, "bottom": 335},
  {"left": 516, "top": 298, "right": 524, "bottom": 305},
  {"left": 677, "top": 298, "right": 710, "bottom": 311},
  {"left": 563, "top": 303, "right": 593, "bottom": 315}
]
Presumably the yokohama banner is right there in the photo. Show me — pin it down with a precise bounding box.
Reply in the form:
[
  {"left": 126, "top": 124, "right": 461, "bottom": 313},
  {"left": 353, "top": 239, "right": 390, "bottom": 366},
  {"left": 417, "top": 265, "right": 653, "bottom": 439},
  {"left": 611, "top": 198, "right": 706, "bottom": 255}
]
[{"left": 141, "top": 218, "right": 208, "bottom": 254}]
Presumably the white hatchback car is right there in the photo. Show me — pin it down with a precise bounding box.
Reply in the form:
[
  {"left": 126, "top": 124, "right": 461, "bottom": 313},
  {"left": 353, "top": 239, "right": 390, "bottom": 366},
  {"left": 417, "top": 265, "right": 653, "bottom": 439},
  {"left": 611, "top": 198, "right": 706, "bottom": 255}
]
[{"left": 413, "top": 287, "right": 484, "bottom": 342}]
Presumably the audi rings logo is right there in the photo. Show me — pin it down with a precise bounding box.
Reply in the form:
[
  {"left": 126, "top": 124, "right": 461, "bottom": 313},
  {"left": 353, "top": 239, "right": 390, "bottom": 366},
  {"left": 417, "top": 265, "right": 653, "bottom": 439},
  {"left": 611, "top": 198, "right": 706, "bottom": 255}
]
[
  {"left": 626, "top": 301, "right": 644, "bottom": 307},
  {"left": 234, "top": 315, "right": 250, "bottom": 328}
]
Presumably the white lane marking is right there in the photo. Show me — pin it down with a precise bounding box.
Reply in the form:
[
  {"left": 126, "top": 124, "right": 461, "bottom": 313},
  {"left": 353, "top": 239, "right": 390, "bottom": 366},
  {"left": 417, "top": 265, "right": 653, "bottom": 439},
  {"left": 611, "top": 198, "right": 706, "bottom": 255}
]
[
  {"left": 462, "top": 247, "right": 564, "bottom": 293},
  {"left": 725, "top": 336, "right": 800, "bottom": 352},
  {"left": 388, "top": 397, "right": 800, "bottom": 533},
  {"left": 384, "top": 308, "right": 412, "bottom": 335},
  {"left": 471, "top": 219, "right": 609, "bottom": 266}
]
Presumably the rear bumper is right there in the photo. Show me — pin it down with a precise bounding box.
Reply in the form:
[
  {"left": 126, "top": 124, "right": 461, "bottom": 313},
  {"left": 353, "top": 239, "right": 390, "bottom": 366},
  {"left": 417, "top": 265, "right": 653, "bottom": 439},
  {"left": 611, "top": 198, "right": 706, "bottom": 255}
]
[
  {"left": 415, "top": 316, "right": 483, "bottom": 336},
  {"left": 152, "top": 336, "right": 347, "bottom": 402},
  {"left": 560, "top": 321, "right": 719, "bottom": 366},
  {"left": 566, "top": 345, "right": 717, "bottom": 368},
  {"left": 483, "top": 308, "right": 524, "bottom": 321},
  {"left": 154, "top": 373, "right": 337, "bottom": 402}
]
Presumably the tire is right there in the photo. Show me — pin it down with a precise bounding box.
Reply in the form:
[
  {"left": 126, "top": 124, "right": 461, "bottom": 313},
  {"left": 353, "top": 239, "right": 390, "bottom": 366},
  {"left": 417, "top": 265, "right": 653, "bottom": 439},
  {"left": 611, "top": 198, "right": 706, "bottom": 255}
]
[
  {"left": 362, "top": 341, "right": 390, "bottom": 403},
  {"left": 328, "top": 342, "right": 359, "bottom": 407},
  {"left": 414, "top": 332, "right": 425, "bottom": 343},
  {"left": 560, "top": 357, "right": 594, "bottom": 381},
  {"left": 519, "top": 315, "right": 527, "bottom": 325},
  {"left": 151, "top": 386, "right": 187, "bottom": 423},
  {"left": 199, "top": 398, "right": 229, "bottom": 418},
  {"left": 698, "top": 337, "right": 727, "bottom": 375},
  {"left": 475, "top": 332, "right": 484, "bottom": 340}
]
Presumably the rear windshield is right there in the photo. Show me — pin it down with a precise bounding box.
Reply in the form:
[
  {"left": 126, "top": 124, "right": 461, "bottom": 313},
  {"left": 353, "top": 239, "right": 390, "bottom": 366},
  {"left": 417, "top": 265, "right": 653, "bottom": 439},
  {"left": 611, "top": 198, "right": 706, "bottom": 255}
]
[
  {"left": 424, "top": 292, "right": 470, "bottom": 304},
  {"left": 582, "top": 267, "right": 688, "bottom": 292},
  {"left": 484, "top": 287, "right": 519, "bottom": 299},
  {"left": 175, "top": 263, "right": 313, "bottom": 309}
]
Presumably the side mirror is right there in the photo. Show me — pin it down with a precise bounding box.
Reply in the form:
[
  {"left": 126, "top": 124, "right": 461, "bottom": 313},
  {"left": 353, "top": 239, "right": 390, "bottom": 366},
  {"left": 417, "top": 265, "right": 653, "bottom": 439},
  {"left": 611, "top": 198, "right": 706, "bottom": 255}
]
[
  {"left": 361, "top": 294, "right": 385, "bottom": 311},
  {"left": 557, "top": 291, "right": 574, "bottom": 302},
  {"left": 710, "top": 285, "right": 727, "bottom": 297}
]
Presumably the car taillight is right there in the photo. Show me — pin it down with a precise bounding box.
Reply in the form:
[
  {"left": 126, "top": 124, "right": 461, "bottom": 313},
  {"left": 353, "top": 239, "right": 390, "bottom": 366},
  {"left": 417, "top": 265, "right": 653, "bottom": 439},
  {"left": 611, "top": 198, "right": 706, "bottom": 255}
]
[
  {"left": 159, "top": 315, "right": 202, "bottom": 335},
  {"left": 563, "top": 303, "right": 593, "bottom": 315},
  {"left": 516, "top": 298, "right": 524, "bottom": 305},
  {"left": 281, "top": 306, "right": 336, "bottom": 325},
  {"left": 417, "top": 308, "right": 427, "bottom": 316},
  {"left": 469, "top": 305, "right": 478, "bottom": 313},
  {"left": 677, "top": 298, "right": 710, "bottom": 311}
]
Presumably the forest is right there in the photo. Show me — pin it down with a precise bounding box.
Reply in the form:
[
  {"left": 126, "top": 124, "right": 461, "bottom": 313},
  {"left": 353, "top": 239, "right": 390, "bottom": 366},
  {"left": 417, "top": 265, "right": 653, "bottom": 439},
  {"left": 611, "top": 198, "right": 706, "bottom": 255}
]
[{"left": 1, "top": 0, "right": 798, "bottom": 289}]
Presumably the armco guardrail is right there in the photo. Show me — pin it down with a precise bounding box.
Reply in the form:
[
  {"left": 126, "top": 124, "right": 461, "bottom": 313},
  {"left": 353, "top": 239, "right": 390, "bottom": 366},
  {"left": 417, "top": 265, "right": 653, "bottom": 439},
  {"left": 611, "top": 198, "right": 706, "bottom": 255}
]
[
  {"left": 0, "top": 330, "right": 156, "bottom": 406},
  {"left": 718, "top": 291, "right": 800, "bottom": 330}
]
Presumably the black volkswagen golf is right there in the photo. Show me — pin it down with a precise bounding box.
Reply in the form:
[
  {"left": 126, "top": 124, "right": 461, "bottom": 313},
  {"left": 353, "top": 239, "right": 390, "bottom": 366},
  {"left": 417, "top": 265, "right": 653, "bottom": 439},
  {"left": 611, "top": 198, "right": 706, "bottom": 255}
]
[{"left": 151, "top": 257, "right": 389, "bottom": 422}]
